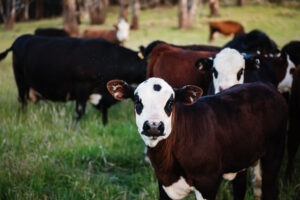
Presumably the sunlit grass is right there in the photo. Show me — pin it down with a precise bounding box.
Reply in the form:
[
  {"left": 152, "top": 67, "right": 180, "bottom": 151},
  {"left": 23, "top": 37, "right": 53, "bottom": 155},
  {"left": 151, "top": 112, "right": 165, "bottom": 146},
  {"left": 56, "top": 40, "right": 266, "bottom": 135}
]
[{"left": 0, "top": 4, "right": 299, "bottom": 200}]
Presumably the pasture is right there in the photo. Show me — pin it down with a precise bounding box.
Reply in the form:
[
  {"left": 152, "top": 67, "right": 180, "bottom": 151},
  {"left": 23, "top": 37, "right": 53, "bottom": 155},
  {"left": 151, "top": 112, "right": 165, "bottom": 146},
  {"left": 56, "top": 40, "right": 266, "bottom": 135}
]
[{"left": 0, "top": 4, "right": 300, "bottom": 200}]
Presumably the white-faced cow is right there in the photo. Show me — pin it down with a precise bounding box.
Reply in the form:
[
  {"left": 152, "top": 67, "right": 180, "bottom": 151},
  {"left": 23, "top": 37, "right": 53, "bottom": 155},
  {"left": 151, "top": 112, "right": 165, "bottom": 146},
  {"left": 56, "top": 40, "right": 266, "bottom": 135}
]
[
  {"left": 0, "top": 34, "right": 146, "bottom": 124},
  {"left": 107, "top": 77, "right": 287, "bottom": 200}
]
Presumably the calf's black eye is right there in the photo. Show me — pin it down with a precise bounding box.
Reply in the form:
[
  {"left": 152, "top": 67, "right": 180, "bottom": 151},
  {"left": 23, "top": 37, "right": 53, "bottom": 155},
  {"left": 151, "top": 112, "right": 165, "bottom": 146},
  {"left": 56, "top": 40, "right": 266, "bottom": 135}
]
[
  {"left": 164, "top": 94, "right": 174, "bottom": 117},
  {"left": 237, "top": 68, "right": 244, "bottom": 81},
  {"left": 212, "top": 67, "right": 218, "bottom": 78},
  {"left": 134, "top": 94, "right": 143, "bottom": 115}
]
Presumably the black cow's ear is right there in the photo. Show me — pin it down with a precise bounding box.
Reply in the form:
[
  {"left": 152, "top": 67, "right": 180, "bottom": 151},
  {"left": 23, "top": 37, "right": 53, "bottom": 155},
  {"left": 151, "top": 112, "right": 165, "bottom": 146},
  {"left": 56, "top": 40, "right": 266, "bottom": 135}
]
[
  {"left": 175, "top": 85, "right": 203, "bottom": 105},
  {"left": 194, "top": 58, "right": 213, "bottom": 71},
  {"left": 107, "top": 80, "right": 134, "bottom": 101},
  {"left": 245, "top": 56, "right": 260, "bottom": 70}
]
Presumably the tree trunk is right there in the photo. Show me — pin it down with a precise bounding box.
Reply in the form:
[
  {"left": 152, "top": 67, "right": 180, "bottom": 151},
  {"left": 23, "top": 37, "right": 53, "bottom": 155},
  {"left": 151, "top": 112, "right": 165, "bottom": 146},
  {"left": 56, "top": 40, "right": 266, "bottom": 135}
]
[
  {"left": 35, "top": 0, "right": 43, "bottom": 19},
  {"left": 82, "top": 0, "right": 90, "bottom": 20},
  {"left": 131, "top": 0, "right": 140, "bottom": 30},
  {"left": 23, "top": 0, "right": 30, "bottom": 21},
  {"left": 237, "top": 0, "right": 245, "bottom": 7},
  {"left": 89, "top": 0, "right": 107, "bottom": 24},
  {"left": 119, "top": 0, "right": 129, "bottom": 21},
  {"left": 179, "top": 0, "right": 198, "bottom": 29},
  {"left": 209, "top": 0, "right": 220, "bottom": 17},
  {"left": 0, "top": 0, "right": 16, "bottom": 30},
  {"left": 63, "top": 0, "right": 79, "bottom": 36}
]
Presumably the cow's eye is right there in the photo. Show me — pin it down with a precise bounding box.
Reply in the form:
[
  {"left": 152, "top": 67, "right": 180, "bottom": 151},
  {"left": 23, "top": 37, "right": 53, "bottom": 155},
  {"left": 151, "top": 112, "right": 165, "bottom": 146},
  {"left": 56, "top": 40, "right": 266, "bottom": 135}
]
[
  {"left": 164, "top": 94, "right": 174, "bottom": 116},
  {"left": 134, "top": 94, "right": 143, "bottom": 115},
  {"left": 237, "top": 68, "right": 244, "bottom": 81},
  {"left": 212, "top": 67, "right": 218, "bottom": 78}
]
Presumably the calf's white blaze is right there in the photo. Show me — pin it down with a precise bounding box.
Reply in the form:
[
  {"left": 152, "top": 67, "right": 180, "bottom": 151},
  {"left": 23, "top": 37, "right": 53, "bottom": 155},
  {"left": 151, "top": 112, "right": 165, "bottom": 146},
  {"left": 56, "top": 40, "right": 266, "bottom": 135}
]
[
  {"left": 116, "top": 18, "right": 130, "bottom": 42},
  {"left": 213, "top": 48, "right": 245, "bottom": 94},
  {"left": 163, "top": 176, "right": 195, "bottom": 200},
  {"left": 134, "top": 78, "right": 174, "bottom": 147},
  {"left": 278, "top": 55, "right": 296, "bottom": 93}
]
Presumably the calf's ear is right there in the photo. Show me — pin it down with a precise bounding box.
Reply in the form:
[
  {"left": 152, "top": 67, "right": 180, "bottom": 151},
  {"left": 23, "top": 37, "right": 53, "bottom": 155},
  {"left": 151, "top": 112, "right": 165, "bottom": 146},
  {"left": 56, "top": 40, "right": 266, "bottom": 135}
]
[
  {"left": 194, "top": 58, "right": 213, "bottom": 71},
  {"left": 175, "top": 85, "right": 203, "bottom": 105},
  {"left": 107, "top": 80, "right": 134, "bottom": 101}
]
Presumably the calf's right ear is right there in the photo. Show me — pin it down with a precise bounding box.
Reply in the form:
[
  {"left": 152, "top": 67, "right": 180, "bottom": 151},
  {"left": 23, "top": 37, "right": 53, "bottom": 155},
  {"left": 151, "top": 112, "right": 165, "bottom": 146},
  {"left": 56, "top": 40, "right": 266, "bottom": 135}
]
[
  {"left": 107, "top": 80, "right": 134, "bottom": 101},
  {"left": 195, "top": 58, "right": 213, "bottom": 71}
]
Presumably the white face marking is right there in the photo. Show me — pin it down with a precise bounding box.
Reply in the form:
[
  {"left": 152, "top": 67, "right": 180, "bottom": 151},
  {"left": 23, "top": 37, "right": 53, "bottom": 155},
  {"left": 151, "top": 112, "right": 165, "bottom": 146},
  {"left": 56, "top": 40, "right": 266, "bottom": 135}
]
[
  {"left": 278, "top": 55, "right": 296, "bottom": 93},
  {"left": 213, "top": 48, "right": 245, "bottom": 94},
  {"left": 89, "top": 94, "right": 102, "bottom": 105},
  {"left": 163, "top": 176, "right": 194, "bottom": 199},
  {"left": 134, "top": 78, "right": 174, "bottom": 147},
  {"left": 223, "top": 172, "right": 237, "bottom": 181},
  {"left": 252, "top": 160, "right": 262, "bottom": 198},
  {"left": 195, "top": 189, "right": 206, "bottom": 200},
  {"left": 116, "top": 18, "right": 130, "bottom": 42}
]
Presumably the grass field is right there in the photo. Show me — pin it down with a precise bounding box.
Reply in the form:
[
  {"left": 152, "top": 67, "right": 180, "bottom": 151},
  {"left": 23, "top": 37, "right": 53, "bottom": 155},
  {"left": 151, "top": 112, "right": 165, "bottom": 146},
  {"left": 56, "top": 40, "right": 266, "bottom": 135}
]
[{"left": 0, "top": 4, "right": 300, "bottom": 200}]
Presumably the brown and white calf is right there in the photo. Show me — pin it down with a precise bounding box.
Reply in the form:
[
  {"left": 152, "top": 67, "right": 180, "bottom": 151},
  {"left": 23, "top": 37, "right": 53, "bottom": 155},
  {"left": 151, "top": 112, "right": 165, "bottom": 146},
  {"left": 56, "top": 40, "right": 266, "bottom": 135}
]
[
  {"left": 82, "top": 18, "right": 129, "bottom": 45},
  {"left": 107, "top": 77, "right": 287, "bottom": 200}
]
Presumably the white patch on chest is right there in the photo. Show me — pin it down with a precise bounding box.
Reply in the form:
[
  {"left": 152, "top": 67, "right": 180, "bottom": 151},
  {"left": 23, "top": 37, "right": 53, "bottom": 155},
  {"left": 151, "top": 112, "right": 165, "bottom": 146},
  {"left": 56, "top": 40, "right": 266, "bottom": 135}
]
[
  {"left": 223, "top": 172, "right": 237, "bottom": 181},
  {"left": 163, "top": 176, "right": 194, "bottom": 199},
  {"left": 88, "top": 94, "right": 102, "bottom": 105},
  {"left": 278, "top": 55, "right": 295, "bottom": 93},
  {"left": 195, "top": 189, "right": 206, "bottom": 200}
]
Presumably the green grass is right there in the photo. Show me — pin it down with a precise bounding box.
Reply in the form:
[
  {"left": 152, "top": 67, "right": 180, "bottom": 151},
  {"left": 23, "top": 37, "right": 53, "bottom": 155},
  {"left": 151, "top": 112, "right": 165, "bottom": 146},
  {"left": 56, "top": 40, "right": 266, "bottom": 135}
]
[{"left": 0, "top": 4, "right": 300, "bottom": 200}]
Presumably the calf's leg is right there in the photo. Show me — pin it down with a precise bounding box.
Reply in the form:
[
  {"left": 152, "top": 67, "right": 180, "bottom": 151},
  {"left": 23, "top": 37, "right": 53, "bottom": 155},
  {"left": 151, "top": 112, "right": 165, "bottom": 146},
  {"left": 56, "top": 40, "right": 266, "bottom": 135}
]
[{"left": 232, "top": 170, "right": 247, "bottom": 200}]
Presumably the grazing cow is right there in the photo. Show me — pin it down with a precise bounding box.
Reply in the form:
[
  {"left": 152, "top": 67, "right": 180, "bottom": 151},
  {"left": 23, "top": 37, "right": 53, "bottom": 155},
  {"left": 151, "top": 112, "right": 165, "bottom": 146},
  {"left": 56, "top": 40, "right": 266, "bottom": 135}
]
[
  {"left": 107, "top": 78, "right": 287, "bottom": 200},
  {"left": 195, "top": 48, "right": 295, "bottom": 94},
  {"left": 0, "top": 34, "right": 146, "bottom": 124},
  {"left": 224, "top": 29, "right": 279, "bottom": 55},
  {"left": 34, "top": 28, "right": 70, "bottom": 37},
  {"left": 208, "top": 20, "right": 245, "bottom": 42},
  {"left": 285, "top": 66, "right": 300, "bottom": 181},
  {"left": 282, "top": 41, "right": 300, "bottom": 66},
  {"left": 82, "top": 18, "right": 130, "bottom": 45},
  {"left": 139, "top": 40, "right": 222, "bottom": 60},
  {"left": 146, "top": 43, "right": 218, "bottom": 94}
]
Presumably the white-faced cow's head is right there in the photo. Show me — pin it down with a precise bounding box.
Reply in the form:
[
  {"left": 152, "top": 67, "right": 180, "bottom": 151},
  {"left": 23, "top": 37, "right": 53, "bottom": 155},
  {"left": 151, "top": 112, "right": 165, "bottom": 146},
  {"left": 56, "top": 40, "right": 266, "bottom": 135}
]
[
  {"left": 107, "top": 78, "right": 202, "bottom": 147},
  {"left": 115, "top": 18, "right": 130, "bottom": 43},
  {"left": 195, "top": 48, "right": 261, "bottom": 94},
  {"left": 277, "top": 54, "right": 296, "bottom": 93}
]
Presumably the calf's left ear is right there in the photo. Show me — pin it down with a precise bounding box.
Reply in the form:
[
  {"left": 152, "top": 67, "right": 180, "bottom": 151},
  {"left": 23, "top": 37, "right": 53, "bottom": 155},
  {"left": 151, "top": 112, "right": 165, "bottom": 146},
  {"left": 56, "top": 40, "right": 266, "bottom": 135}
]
[
  {"left": 175, "top": 85, "right": 203, "bottom": 105},
  {"left": 107, "top": 80, "right": 134, "bottom": 101}
]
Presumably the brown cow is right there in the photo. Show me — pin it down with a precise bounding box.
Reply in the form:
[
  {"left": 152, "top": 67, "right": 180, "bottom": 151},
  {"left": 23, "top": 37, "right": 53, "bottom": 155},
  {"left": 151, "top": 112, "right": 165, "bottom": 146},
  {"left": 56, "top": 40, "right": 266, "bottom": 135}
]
[
  {"left": 208, "top": 20, "right": 245, "bottom": 42},
  {"left": 147, "top": 43, "right": 218, "bottom": 94},
  {"left": 107, "top": 78, "right": 287, "bottom": 200},
  {"left": 82, "top": 18, "right": 130, "bottom": 45}
]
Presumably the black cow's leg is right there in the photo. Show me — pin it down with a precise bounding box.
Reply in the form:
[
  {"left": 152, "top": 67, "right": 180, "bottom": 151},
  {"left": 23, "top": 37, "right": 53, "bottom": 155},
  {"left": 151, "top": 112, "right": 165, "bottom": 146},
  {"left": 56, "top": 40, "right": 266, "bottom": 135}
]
[
  {"left": 261, "top": 137, "right": 285, "bottom": 200},
  {"left": 75, "top": 100, "right": 87, "bottom": 122},
  {"left": 285, "top": 124, "right": 300, "bottom": 182},
  {"left": 232, "top": 170, "right": 247, "bottom": 200},
  {"left": 158, "top": 182, "right": 172, "bottom": 200},
  {"left": 101, "top": 104, "right": 108, "bottom": 125}
]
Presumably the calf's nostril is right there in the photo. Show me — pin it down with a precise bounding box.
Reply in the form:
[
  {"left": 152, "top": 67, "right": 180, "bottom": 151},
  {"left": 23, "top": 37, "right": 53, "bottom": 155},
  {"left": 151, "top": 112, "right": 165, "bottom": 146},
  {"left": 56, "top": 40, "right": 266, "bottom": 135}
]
[
  {"left": 158, "top": 122, "right": 165, "bottom": 134},
  {"left": 143, "top": 121, "right": 151, "bottom": 131}
]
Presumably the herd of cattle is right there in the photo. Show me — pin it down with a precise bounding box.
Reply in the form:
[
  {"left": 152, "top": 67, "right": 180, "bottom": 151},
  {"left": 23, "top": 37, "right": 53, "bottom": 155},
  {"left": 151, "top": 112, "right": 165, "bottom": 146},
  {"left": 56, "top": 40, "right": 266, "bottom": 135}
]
[{"left": 0, "top": 23, "right": 299, "bottom": 200}]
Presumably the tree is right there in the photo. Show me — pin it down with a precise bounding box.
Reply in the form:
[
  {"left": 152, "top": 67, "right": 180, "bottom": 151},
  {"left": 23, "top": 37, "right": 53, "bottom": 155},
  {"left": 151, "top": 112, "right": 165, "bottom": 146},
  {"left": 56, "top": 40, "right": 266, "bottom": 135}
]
[
  {"left": 0, "top": 0, "right": 16, "bottom": 30},
  {"left": 63, "top": 0, "right": 79, "bottom": 36},
  {"left": 131, "top": 0, "right": 140, "bottom": 29},
  {"left": 178, "top": 0, "right": 198, "bottom": 29},
  {"left": 119, "top": 0, "right": 129, "bottom": 21},
  {"left": 237, "top": 0, "right": 245, "bottom": 7},
  {"left": 89, "top": 0, "right": 108, "bottom": 24},
  {"left": 35, "top": 0, "right": 43, "bottom": 19},
  {"left": 209, "top": 0, "right": 220, "bottom": 17},
  {"left": 23, "top": 0, "right": 30, "bottom": 21}
]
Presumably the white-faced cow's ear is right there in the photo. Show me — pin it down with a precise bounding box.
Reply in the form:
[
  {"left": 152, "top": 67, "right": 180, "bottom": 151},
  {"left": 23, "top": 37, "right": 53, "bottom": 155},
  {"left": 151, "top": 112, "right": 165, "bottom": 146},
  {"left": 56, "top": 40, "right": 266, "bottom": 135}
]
[
  {"left": 175, "top": 85, "right": 203, "bottom": 105},
  {"left": 194, "top": 58, "right": 213, "bottom": 71},
  {"left": 107, "top": 80, "right": 134, "bottom": 101}
]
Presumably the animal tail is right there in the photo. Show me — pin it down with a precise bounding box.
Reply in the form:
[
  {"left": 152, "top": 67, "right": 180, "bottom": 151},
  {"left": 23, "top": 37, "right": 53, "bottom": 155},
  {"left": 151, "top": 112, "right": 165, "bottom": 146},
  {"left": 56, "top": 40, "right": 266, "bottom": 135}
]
[{"left": 0, "top": 47, "right": 12, "bottom": 61}]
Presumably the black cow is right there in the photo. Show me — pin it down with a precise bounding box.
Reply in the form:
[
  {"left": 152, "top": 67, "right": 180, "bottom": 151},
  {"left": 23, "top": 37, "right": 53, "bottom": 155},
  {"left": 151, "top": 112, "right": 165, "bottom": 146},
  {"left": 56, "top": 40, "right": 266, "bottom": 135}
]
[
  {"left": 282, "top": 41, "right": 300, "bottom": 66},
  {"left": 0, "top": 34, "right": 146, "bottom": 124},
  {"left": 223, "top": 30, "right": 279, "bottom": 55},
  {"left": 107, "top": 78, "right": 287, "bottom": 200},
  {"left": 34, "top": 28, "right": 70, "bottom": 37}
]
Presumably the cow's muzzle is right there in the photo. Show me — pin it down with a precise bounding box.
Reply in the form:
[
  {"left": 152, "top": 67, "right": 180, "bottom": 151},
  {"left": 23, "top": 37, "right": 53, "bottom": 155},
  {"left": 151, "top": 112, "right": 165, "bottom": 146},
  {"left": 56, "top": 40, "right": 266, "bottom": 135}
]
[{"left": 142, "top": 121, "right": 165, "bottom": 137}]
